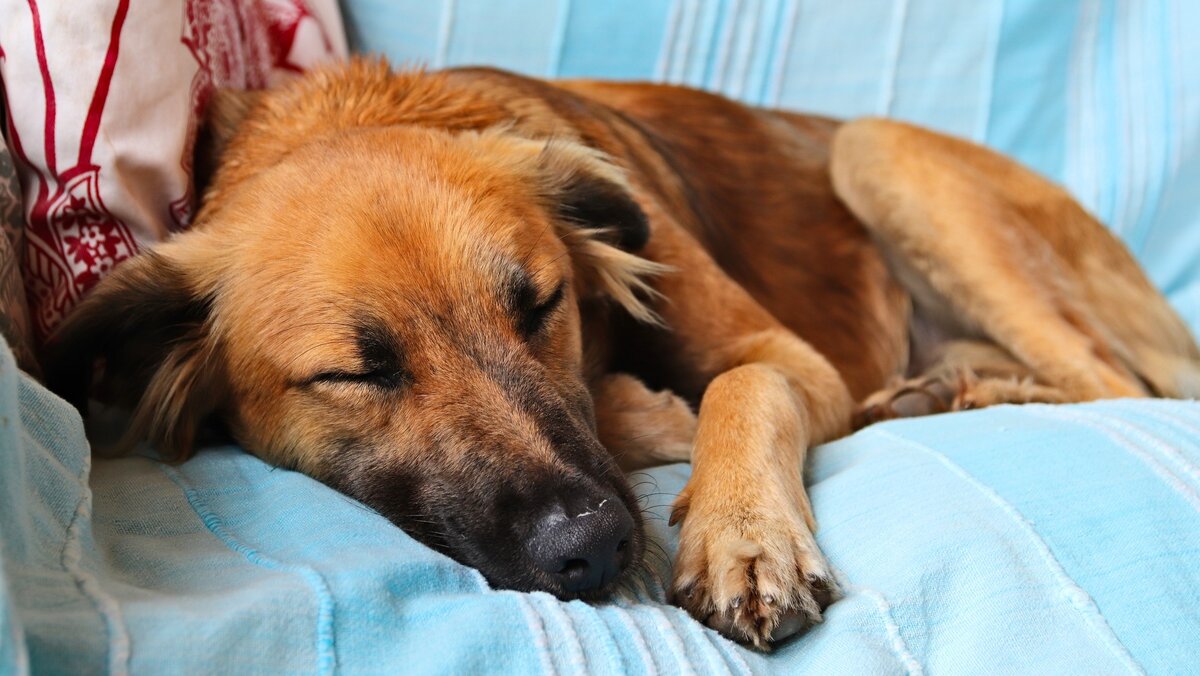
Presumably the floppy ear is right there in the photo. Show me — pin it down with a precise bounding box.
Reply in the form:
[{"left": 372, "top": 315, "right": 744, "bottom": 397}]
[
  {"left": 42, "top": 249, "right": 225, "bottom": 460},
  {"left": 534, "top": 143, "right": 670, "bottom": 324},
  {"left": 537, "top": 142, "right": 651, "bottom": 252},
  {"left": 193, "top": 88, "right": 262, "bottom": 200}
]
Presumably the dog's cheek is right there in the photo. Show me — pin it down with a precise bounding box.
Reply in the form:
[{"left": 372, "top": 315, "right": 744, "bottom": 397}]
[
  {"left": 217, "top": 360, "right": 307, "bottom": 464},
  {"left": 544, "top": 304, "right": 594, "bottom": 426},
  {"left": 558, "top": 295, "right": 586, "bottom": 368}
]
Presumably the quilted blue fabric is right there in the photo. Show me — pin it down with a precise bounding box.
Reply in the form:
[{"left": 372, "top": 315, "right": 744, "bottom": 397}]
[{"left": 343, "top": 0, "right": 1200, "bottom": 333}]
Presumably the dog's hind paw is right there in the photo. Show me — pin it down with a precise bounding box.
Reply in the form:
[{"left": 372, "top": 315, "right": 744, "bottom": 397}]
[
  {"left": 854, "top": 375, "right": 961, "bottom": 429},
  {"left": 668, "top": 490, "right": 838, "bottom": 649}
]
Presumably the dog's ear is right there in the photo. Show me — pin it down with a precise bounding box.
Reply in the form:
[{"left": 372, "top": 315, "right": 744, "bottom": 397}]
[
  {"left": 42, "top": 248, "right": 224, "bottom": 460},
  {"left": 536, "top": 142, "right": 651, "bottom": 252},
  {"left": 193, "top": 88, "right": 262, "bottom": 199},
  {"left": 553, "top": 165, "right": 651, "bottom": 252},
  {"left": 532, "top": 142, "right": 669, "bottom": 324}
]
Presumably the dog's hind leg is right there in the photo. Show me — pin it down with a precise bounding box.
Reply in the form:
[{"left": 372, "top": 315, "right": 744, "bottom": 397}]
[
  {"left": 830, "top": 118, "right": 1200, "bottom": 403},
  {"left": 592, "top": 373, "right": 696, "bottom": 471}
]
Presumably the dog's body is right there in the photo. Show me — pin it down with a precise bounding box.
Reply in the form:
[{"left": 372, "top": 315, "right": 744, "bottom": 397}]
[{"left": 47, "top": 60, "right": 1200, "bottom": 648}]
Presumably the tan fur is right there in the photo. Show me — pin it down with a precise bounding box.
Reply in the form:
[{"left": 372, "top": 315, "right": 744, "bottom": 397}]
[
  {"left": 44, "top": 60, "right": 1200, "bottom": 650},
  {"left": 591, "top": 373, "right": 696, "bottom": 471}
]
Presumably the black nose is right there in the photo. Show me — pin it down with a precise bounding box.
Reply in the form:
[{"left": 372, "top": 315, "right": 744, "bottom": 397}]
[{"left": 526, "top": 492, "right": 634, "bottom": 594}]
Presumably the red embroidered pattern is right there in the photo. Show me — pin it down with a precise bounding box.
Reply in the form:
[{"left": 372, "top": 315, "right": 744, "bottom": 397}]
[
  {"left": 170, "top": 0, "right": 332, "bottom": 228},
  {"left": 3, "top": 0, "right": 333, "bottom": 339},
  {"left": 170, "top": 0, "right": 275, "bottom": 229},
  {"left": 10, "top": 0, "right": 139, "bottom": 339}
]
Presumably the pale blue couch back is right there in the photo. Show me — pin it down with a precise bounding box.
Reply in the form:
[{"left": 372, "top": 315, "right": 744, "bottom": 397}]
[{"left": 342, "top": 0, "right": 1200, "bottom": 334}]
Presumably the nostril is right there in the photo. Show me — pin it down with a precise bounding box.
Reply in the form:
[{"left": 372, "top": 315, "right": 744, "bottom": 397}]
[
  {"left": 526, "top": 494, "right": 634, "bottom": 594},
  {"left": 560, "top": 558, "right": 589, "bottom": 577}
]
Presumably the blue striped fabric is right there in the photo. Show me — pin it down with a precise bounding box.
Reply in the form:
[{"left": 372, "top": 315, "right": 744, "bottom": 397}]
[
  {"left": 343, "top": 0, "right": 1200, "bottom": 334},
  {"left": 3, "top": 335, "right": 1200, "bottom": 674}
]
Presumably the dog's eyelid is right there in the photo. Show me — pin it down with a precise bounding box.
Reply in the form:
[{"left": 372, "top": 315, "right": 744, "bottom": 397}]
[
  {"left": 536, "top": 281, "right": 567, "bottom": 311},
  {"left": 343, "top": 317, "right": 408, "bottom": 388},
  {"left": 519, "top": 281, "right": 566, "bottom": 337},
  {"left": 302, "top": 366, "right": 409, "bottom": 389}
]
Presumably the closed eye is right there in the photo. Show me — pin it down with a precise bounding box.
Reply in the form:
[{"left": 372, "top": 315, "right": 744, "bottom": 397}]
[
  {"left": 304, "top": 366, "right": 409, "bottom": 390},
  {"left": 521, "top": 282, "right": 566, "bottom": 336},
  {"left": 298, "top": 317, "right": 408, "bottom": 392}
]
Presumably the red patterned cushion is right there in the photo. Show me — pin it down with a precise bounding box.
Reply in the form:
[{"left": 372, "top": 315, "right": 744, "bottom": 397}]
[{"left": 0, "top": 0, "right": 346, "bottom": 339}]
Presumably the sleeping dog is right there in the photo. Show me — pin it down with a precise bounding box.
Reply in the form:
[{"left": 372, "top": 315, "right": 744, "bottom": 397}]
[{"left": 45, "top": 59, "right": 1200, "bottom": 648}]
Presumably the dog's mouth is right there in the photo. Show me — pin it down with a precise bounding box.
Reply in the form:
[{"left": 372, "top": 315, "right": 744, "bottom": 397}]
[{"left": 314, "top": 368, "right": 647, "bottom": 599}]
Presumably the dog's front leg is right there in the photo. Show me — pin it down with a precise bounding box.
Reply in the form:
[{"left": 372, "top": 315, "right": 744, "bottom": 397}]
[
  {"left": 636, "top": 208, "right": 854, "bottom": 648},
  {"left": 670, "top": 330, "right": 849, "bottom": 648}
]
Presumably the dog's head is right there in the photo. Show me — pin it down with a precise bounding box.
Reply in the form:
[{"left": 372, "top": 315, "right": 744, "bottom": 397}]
[{"left": 44, "top": 69, "right": 667, "bottom": 598}]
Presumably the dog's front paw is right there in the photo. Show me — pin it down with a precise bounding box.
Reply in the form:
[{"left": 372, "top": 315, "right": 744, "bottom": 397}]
[{"left": 668, "top": 488, "right": 838, "bottom": 649}]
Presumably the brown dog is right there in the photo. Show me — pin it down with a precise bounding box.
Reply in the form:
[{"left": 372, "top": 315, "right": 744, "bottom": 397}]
[{"left": 45, "top": 59, "right": 1200, "bottom": 648}]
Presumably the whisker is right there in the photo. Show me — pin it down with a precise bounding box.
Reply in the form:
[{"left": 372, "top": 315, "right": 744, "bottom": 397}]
[
  {"left": 640, "top": 547, "right": 669, "bottom": 570},
  {"left": 647, "top": 539, "right": 671, "bottom": 564},
  {"left": 520, "top": 217, "right": 557, "bottom": 267}
]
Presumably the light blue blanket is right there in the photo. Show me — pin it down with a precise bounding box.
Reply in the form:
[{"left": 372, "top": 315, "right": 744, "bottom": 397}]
[{"left": 3, "top": 333, "right": 1200, "bottom": 674}]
